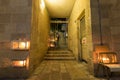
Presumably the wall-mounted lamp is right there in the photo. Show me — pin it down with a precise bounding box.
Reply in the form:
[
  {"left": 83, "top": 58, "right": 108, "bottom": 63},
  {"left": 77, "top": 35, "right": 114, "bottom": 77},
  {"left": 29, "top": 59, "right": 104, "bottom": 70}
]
[
  {"left": 98, "top": 52, "right": 117, "bottom": 64},
  {"left": 11, "top": 52, "right": 29, "bottom": 69},
  {"left": 12, "top": 60, "right": 26, "bottom": 67},
  {"left": 11, "top": 39, "right": 30, "bottom": 50}
]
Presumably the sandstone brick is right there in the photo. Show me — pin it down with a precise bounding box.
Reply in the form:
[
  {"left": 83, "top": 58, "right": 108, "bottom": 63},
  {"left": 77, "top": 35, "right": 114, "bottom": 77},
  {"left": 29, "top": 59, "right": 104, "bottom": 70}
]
[
  {"left": 4, "top": 7, "right": 32, "bottom": 14},
  {"left": 16, "top": 24, "right": 30, "bottom": 33},
  {"left": 28, "top": 0, "right": 32, "bottom": 7},
  {"left": 113, "top": 43, "right": 120, "bottom": 51},
  {"left": 0, "top": 41, "right": 10, "bottom": 50},
  {"left": 0, "top": 33, "right": 11, "bottom": 40},
  {"left": 0, "top": 0, "right": 10, "bottom": 6},
  {"left": 111, "top": 35, "right": 120, "bottom": 43},
  {"left": 111, "top": 27, "right": 120, "bottom": 35},
  {"left": 0, "top": 14, "right": 11, "bottom": 23},
  {"left": 101, "top": 19, "right": 109, "bottom": 26},
  {"left": 10, "top": 0, "right": 28, "bottom": 7},
  {"left": 11, "top": 33, "right": 26, "bottom": 40},
  {"left": 0, "top": 24, "right": 6, "bottom": 33},
  {"left": 11, "top": 14, "right": 27, "bottom": 23},
  {"left": 5, "top": 24, "right": 16, "bottom": 34},
  {"left": 110, "top": 10, "right": 120, "bottom": 18},
  {"left": 0, "top": 7, "right": 5, "bottom": 14},
  {"left": 90, "top": 0, "right": 98, "bottom": 8},
  {"left": 109, "top": 0, "right": 117, "bottom": 5}
]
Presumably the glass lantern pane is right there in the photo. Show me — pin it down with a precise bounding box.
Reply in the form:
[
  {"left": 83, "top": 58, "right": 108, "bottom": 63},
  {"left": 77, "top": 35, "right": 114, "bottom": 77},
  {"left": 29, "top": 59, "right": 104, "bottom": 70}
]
[
  {"left": 19, "top": 42, "right": 26, "bottom": 49},
  {"left": 12, "top": 60, "right": 26, "bottom": 67},
  {"left": 26, "top": 41, "right": 30, "bottom": 49},
  {"left": 99, "top": 52, "right": 117, "bottom": 64},
  {"left": 12, "top": 41, "right": 19, "bottom": 49}
]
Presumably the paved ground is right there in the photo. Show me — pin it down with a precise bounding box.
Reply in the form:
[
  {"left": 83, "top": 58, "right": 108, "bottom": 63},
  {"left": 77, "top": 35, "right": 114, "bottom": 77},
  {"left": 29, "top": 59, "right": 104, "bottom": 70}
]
[{"left": 27, "top": 60, "right": 106, "bottom": 80}]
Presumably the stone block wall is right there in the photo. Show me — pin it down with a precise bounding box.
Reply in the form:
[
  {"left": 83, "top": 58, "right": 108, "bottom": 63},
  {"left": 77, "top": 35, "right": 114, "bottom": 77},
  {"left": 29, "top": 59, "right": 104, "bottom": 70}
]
[
  {"left": 0, "top": 0, "right": 32, "bottom": 78},
  {"left": 68, "top": 0, "right": 93, "bottom": 74},
  {"left": 0, "top": 0, "right": 32, "bottom": 48},
  {"left": 90, "top": 0, "right": 112, "bottom": 47},
  {"left": 110, "top": 0, "right": 120, "bottom": 62},
  {"left": 91, "top": 0, "right": 120, "bottom": 75},
  {"left": 29, "top": 0, "right": 50, "bottom": 73}
]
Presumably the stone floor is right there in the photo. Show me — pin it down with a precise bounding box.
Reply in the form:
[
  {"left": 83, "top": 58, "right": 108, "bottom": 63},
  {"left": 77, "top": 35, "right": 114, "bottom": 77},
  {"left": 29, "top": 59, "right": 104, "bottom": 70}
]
[
  {"left": 27, "top": 60, "right": 106, "bottom": 80},
  {"left": 2, "top": 60, "right": 120, "bottom": 80}
]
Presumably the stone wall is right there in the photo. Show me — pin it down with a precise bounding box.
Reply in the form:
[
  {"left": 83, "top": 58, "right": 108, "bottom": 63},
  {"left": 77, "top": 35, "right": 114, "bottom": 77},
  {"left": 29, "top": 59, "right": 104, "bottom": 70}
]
[
  {"left": 0, "top": 0, "right": 32, "bottom": 78},
  {"left": 30, "top": 0, "right": 50, "bottom": 73},
  {"left": 0, "top": 0, "right": 32, "bottom": 42},
  {"left": 90, "top": 0, "right": 112, "bottom": 47},
  {"left": 68, "top": 0, "right": 93, "bottom": 74},
  {"left": 91, "top": 0, "right": 120, "bottom": 75},
  {"left": 0, "top": 0, "right": 32, "bottom": 50},
  {"left": 110, "top": 0, "right": 120, "bottom": 62}
]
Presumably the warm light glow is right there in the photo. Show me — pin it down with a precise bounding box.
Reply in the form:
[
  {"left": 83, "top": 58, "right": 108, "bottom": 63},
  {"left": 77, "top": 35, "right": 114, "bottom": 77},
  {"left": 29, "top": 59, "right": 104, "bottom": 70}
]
[
  {"left": 12, "top": 60, "right": 26, "bottom": 67},
  {"left": 99, "top": 52, "right": 118, "bottom": 64},
  {"left": 40, "top": 0, "right": 45, "bottom": 10},
  {"left": 12, "top": 42, "right": 19, "bottom": 49},
  {"left": 47, "top": 0, "right": 57, "bottom": 3},
  {"left": 26, "top": 57, "right": 29, "bottom": 69},
  {"left": 11, "top": 40, "right": 30, "bottom": 50},
  {"left": 102, "top": 57, "right": 110, "bottom": 63},
  {"left": 46, "top": 0, "right": 63, "bottom": 4},
  {"left": 51, "top": 38, "right": 55, "bottom": 42},
  {"left": 26, "top": 41, "right": 30, "bottom": 49},
  {"left": 94, "top": 45, "right": 109, "bottom": 63},
  {"left": 50, "top": 43, "right": 55, "bottom": 47},
  {"left": 95, "top": 45, "right": 109, "bottom": 53},
  {"left": 19, "top": 42, "right": 26, "bottom": 49}
]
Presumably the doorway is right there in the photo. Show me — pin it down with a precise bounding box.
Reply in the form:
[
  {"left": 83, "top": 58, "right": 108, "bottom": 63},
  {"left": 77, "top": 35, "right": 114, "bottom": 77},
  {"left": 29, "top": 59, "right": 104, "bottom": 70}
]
[
  {"left": 78, "top": 14, "right": 88, "bottom": 62},
  {"left": 48, "top": 18, "right": 68, "bottom": 49}
]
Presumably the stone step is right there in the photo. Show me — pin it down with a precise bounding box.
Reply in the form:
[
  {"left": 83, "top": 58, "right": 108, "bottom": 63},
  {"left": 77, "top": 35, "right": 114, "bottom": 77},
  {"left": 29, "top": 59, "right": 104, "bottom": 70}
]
[
  {"left": 47, "top": 50, "right": 72, "bottom": 54},
  {"left": 44, "top": 50, "right": 75, "bottom": 60},
  {"left": 45, "top": 53, "right": 74, "bottom": 57},
  {"left": 44, "top": 56, "right": 75, "bottom": 60}
]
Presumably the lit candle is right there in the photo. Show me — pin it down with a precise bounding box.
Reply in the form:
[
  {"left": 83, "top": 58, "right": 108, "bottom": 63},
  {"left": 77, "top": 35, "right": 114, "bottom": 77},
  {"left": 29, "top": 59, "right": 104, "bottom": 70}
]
[
  {"left": 19, "top": 42, "right": 26, "bottom": 49},
  {"left": 12, "top": 60, "right": 26, "bottom": 67},
  {"left": 102, "top": 57, "right": 110, "bottom": 63}
]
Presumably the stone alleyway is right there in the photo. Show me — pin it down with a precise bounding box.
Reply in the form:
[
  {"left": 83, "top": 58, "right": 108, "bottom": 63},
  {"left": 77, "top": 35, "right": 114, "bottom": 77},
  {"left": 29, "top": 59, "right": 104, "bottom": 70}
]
[{"left": 27, "top": 60, "right": 106, "bottom": 80}]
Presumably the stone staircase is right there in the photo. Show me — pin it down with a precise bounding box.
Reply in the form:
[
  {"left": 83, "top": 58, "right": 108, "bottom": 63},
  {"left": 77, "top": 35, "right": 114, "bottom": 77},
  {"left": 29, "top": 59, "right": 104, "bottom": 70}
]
[{"left": 44, "top": 49, "right": 75, "bottom": 60}]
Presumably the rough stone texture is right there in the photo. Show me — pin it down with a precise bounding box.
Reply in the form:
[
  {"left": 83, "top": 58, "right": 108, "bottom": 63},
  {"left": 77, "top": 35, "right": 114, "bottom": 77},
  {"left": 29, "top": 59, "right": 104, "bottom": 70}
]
[
  {"left": 0, "top": 0, "right": 120, "bottom": 78},
  {"left": 109, "top": 0, "right": 120, "bottom": 53},
  {"left": 27, "top": 60, "right": 106, "bottom": 80},
  {"left": 29, "top": 0, "right": 50, "bottom": 73},
  {"left": 91, "top": 0, "right": 120, "bottom": 75},
  {"left": 68, "top": 0, "right": 93, "bottom": 74},
  {"left": 0, "top": 24, "right": 5, "bottom": 33},
  {"left": 0, "top": 0, "right": 31, "bottom": 41},
  {"left": 0, "top": 0, "right": 32, "bottom": 78}
]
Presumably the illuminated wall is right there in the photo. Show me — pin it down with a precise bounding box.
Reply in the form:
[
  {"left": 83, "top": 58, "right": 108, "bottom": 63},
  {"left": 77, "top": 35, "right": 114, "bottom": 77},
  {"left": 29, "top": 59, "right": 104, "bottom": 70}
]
[
  {"left": 30, "top": 0, "right": 50, "bottom": 73},
  {"left": 91, "top": 0, "right": 120, "bottom": 75},
  {"left": 68, "top": 0, "right": 93, "bottom": 74}
]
